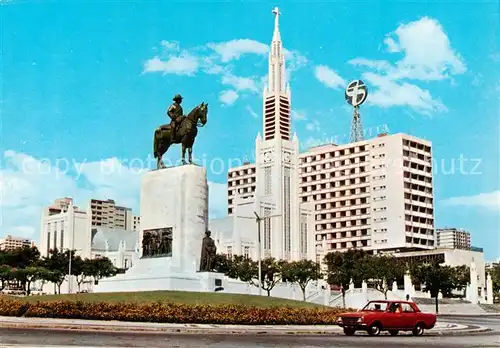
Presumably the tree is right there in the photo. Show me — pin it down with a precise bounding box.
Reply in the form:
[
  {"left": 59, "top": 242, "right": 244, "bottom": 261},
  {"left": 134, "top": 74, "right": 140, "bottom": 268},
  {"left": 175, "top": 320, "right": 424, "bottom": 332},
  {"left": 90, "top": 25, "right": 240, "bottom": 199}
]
[
  {"left": 367, "top": 255, "right": 406, "bottom": 299},
  {"left": 258, "top": 257, "right": 282, "bottom": 296},
  {"left": 451, "top": 265, "right": 470, "bottom": 297},
  {"left": 281, "top": 259, "right": 322, "bottom": 301},
  {"left": 13, "top": 266, "right": 52, "bottom": 295},
  {"left": 491, "top": 264, "right": 500, "bottom": 294},
  {"left": 323, "top": 249, "right": 369, "bottom": 307},
  {"left": 71, "top": 256, "right": 87, "bottom": 292},
  {"left": 219, "top": 255, "right": 283, "bottom": 296},
  {"left": 84, "top": 257, "right": 118, "bottom": 284},
  {"left": 410, "top": 260, "right": 454, "bottom": 313},
  {"left": 0, "top": 265, "right": 14, "bottom": 290},
  {"left": 41, "top": 248, "right": 71, "bottom": 293}
]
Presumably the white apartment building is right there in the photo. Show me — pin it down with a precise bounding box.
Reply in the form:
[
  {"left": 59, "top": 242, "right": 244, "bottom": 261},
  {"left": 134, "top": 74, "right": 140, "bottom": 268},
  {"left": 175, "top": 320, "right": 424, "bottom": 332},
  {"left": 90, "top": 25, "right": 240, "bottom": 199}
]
[
  {"left": 298, "top": 133, "right": 435, "bottom": 255},
  {"left": 436, "top": 228, "right": 471, "bottom": 250},
  {"left": 211, "top": 8, "right": 315, "bottom": 262},
  {"left": 89, "top": 198, "right": 140, "bottom": 231},
  {"left": 39, "top": 199, "right": 92, "bottom": 259},
  {"left": 0, "top": 235, "right": 34, "bottom": 251}
]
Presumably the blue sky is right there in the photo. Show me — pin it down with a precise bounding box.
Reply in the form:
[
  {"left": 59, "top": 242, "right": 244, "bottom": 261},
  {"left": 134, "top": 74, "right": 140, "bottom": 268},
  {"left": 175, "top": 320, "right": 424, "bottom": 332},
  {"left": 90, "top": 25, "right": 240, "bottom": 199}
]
[{"left": 1, "top": 1, "right": 499, "bottom": 260}]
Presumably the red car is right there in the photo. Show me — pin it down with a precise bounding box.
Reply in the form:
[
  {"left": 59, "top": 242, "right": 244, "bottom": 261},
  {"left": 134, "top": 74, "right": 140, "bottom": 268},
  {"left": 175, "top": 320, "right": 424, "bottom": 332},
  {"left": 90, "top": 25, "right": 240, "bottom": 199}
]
[{"left": 335, "top": 300, "right": 437, "bottom": 336}]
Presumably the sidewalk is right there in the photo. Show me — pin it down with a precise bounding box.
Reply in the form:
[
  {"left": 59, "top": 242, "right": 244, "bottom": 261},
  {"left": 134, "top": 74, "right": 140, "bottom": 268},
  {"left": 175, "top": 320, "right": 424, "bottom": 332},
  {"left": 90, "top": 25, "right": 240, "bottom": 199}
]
[{"left": 0, "top": 316, "right": 489, "bottom": 336}]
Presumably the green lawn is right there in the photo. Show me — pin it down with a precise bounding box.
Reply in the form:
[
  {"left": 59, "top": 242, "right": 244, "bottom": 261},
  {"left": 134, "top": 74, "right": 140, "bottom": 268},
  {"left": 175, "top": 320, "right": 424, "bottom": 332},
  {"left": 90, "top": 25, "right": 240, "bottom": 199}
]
[{"left": 19, "top": 291, "right": 325, "bottom": 309}]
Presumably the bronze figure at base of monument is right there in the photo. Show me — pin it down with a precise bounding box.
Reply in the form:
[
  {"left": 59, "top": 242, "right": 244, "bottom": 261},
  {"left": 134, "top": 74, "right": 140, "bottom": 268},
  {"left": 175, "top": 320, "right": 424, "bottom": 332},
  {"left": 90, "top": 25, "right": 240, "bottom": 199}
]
[
  {"left": 141, "top": 228, "right": 173, "bottom": 258},
  {"left": 199, "top": 230, "right": 217, "bottom": 272}
]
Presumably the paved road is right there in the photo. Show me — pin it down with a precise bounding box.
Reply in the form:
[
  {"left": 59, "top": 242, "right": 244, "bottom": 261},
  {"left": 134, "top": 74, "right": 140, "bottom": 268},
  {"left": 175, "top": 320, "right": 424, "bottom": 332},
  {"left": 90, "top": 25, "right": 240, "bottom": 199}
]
[
  {"left": 1, "top": 317, "right": 499, "bottom": 348},
  {"left": 439, "top": 315, "right": 500, "bottom": 332}
]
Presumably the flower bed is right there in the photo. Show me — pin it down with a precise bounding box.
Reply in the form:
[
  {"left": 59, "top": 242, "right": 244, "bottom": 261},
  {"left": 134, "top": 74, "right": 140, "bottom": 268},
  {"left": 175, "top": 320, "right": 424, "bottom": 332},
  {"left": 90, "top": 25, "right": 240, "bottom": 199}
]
[{"left": 0, "top": 298, "right": 346, "bottom": 325}]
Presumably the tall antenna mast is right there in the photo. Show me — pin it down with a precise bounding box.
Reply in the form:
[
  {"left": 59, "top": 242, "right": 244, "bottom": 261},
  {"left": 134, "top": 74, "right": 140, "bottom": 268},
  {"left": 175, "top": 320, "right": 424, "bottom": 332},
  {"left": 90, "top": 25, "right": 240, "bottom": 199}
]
[{"left": 345, "top": 79, "right": 368, "bottom": 143}]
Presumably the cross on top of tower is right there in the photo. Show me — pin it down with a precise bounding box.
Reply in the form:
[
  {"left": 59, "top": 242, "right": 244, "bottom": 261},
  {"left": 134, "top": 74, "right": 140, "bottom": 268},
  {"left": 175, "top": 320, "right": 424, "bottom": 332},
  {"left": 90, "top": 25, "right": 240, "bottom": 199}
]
[{"left": 272, "top": 7, "right": 281, "bottom": 29}]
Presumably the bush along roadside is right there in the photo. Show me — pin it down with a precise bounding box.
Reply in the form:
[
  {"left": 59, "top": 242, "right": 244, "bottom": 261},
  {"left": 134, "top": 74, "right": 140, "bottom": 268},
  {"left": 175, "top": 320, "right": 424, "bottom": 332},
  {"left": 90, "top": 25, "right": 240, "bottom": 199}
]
[{"left": 0, "top": 298, "right": 347, "bottom": 325}]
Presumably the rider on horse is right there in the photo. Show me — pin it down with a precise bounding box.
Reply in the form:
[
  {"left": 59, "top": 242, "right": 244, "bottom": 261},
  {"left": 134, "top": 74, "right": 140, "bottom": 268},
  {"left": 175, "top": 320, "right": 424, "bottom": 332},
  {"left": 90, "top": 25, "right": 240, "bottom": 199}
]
[{"left": 166, "top": 94, "right": 184, "bottom": 141}]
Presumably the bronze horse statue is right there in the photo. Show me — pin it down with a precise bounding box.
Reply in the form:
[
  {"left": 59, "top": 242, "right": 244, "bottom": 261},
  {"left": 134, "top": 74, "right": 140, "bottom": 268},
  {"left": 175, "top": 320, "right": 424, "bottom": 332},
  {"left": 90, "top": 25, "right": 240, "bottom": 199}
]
[{"left": 153, "top": 102, "right": 208, "bottom": 169}]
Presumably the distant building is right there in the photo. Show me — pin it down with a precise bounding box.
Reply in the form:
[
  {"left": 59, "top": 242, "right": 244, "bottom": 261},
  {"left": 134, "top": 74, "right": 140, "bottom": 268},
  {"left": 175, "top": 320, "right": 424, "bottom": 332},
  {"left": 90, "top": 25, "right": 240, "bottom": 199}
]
[
  {"left": 211, "top": 8, "right": 316, "bottom": 263},
  {"left": 39, "top": 200, "right": 92, "bottom": 259},
  {"left": 299, "top": 133, "right": 435, "bottom": 255},
  {"left": 436, "top": 228, "right": 471, "bottom": 250},
  {"left": 91, "top": 227, "right": 139, "bottom": 270},
  {"left": 393, "top": 247, "right": 486, "bottom": 290},
  {"left": 88, "top": 199, "right": 140, "bottom": 231},
  {"left": 0, "top": 235, "right": 33, "bottom": 251}
]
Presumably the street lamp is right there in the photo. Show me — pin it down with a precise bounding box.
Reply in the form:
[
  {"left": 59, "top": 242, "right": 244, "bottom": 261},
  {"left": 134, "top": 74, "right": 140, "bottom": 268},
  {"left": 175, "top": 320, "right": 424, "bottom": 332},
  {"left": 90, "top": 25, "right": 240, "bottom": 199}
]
[
  {"left": 68, "top": 204, "right": 77, "bottom": 294},
  {"left": 238, "top": 211, "right": 281, "bottom": 296}
]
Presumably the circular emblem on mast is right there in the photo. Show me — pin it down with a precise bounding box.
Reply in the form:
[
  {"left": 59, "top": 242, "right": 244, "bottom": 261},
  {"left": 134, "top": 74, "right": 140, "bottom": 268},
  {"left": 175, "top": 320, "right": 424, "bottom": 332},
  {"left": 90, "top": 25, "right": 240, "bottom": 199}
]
[{"left": 345, "top": 80, "right": 368, "bottom": 107}]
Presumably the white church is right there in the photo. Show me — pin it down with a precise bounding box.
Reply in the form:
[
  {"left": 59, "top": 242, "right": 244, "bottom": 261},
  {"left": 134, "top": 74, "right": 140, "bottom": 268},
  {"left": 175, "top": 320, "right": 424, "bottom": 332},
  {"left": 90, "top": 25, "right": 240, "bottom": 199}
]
[{"left": 209, "top": 8, "right": 316, "bottom": 263}]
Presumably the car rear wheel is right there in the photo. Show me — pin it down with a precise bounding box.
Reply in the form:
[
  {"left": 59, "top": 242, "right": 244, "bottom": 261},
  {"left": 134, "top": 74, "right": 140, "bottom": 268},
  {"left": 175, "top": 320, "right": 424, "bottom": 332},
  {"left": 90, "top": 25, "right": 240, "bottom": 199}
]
[
  {"left": 367, "top": 323, "right": 382, "bottom": 336},
  {"left": 343, "top": 328, "right": 355, "bottom": 336},
  {"left": 412, "top": 323, "right": 425, "bottom": 336},
  {"left": 389, "top": 330, "right": 399, "bottom": 336}
]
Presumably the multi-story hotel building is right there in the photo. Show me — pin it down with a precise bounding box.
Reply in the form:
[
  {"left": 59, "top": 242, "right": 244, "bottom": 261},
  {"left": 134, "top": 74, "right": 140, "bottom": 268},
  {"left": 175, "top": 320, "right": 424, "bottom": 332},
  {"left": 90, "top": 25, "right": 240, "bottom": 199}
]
[
  {"left": 299, "top": 133, "right": 435, "bottom": 254},
  {"left": 0, "top": 235, "right": 34, "bottom": 251},
  {"left": 89, "top": 198, "right": 140, "bottom": 231},
  {"left": 436, "top": 228, "right": 471, "bottom": 250}
]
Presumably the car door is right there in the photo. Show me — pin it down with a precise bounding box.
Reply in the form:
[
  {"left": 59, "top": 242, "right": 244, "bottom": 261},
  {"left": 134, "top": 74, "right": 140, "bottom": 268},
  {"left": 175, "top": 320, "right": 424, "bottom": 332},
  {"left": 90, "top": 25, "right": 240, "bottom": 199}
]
[
  {"left": 385, "top": 302, "right": 404, "bottom": 329},
  {"left": 400, "top": 303, "right": 417, "bottom": 328}
]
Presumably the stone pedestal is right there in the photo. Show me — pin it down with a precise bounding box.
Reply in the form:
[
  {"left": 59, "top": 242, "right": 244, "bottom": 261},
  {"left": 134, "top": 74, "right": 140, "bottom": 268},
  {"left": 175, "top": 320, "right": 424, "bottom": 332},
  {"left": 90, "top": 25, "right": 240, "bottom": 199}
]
[
  {"left": 140, "top": 165, "right": 208, "bottom": 273},
  {"left": 94, "top": 165, "right": 213, "bottom": 293}
]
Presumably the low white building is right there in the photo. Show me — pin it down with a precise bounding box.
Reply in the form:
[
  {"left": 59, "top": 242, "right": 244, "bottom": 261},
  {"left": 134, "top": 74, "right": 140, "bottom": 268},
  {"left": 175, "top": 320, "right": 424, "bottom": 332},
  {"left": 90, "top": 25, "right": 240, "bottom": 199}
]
[
  {"left": 393, "top": 247, "right": 486, "bottom": 289},
  {"left": 91, "top": 227, "right": 140, "bottom": 270}
]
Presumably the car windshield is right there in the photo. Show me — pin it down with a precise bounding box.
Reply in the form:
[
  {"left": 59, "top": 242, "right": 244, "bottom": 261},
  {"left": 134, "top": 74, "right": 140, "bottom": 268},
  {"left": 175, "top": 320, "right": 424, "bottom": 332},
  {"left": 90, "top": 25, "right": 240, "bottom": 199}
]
[{"left": 361, "top": 301, "right": 389, "bottom": 311}]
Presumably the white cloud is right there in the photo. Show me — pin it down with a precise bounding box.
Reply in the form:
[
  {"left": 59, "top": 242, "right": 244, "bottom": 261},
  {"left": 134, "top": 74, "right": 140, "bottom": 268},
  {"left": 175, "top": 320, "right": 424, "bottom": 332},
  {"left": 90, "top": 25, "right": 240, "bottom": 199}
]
[
  {"left": 219, "top": 90, "right": 239, "bottom": 106},
  {"left": 348, "top": 17, "right": 466, "bottom": 113},
  {"left": 160, "top": 40, "right": 180, "bottom": 51},
  {"left": 306, "top": 120, "right": 321, "bottom": 132},
  {"left": 143, "top": 55, "right": 198, "bottom": 75},
  {"left": 246, "top": 106, "right": 259, "bottom": 119},
  {"left": 143, "top": 38, "right": 308, "bottom": 102},
  {"left": 221, "top": 73, "right": 260, "bottom": 93},
  {"left": 441, "top": 190, "right": 500, "bottom": 211},
  {"left": 314, "top": 65, "right": 345, "bottom": 89},
  {"left": 383, "top": 17, "right": 466, "bottom": 81},
  {"left": 362, "top": 72, "right": 447, "bottom": 114},
  {"left": 0, "top": 151, "right": 229, "bottom": 242},
  {"left": 207, "top": 39, "right": 269, "bottom": 62},
  {"left": 291, "top": 110, "right": 307, "bottom": 121}
]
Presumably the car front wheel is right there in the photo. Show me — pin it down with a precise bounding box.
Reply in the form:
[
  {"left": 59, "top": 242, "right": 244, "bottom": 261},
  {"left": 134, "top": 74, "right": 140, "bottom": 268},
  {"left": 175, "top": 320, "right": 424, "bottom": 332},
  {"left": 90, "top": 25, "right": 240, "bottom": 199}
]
[
  {"left": 343, "top": 328, "right": 355, "bottom": 336},
  {"left": 367, "top": 323, "right": 381, "bottom": 336},
  {"left": 412, "top": 323, "right": 425, "bottom": 336}
]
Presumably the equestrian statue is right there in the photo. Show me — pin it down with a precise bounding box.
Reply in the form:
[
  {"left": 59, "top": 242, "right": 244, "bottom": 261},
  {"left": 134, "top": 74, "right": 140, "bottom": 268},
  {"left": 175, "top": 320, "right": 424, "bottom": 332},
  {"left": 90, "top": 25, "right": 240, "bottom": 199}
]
[{"left": 153, "top": 94, "right": 208, "bottom": 169}]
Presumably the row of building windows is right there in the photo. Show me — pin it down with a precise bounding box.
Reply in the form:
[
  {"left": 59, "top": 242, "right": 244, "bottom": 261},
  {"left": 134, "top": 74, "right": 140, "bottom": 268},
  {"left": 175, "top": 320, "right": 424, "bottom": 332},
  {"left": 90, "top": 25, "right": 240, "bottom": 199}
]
[
  {"left": 406, "top": 226, "right": 434, "bottom": 235},
  {"left": 315, "top": 208, "right": 369, "bottom": 221},
  {"left": 301, "top": 155, "right": 368, "bottom": 172},
  {"left": 301, "top": 145, "right": 368, "bottom": 163},
  {"left": 314, "top": 197, "right": 369, "bottom": 211},
  {"left": 402, "top": 139, "right": 431, "bottom": 153},
  {"left": 316, "top": 218, "right": 369, "bottom": 231},
  {"left": 405, "top": 204, "right": 434, "bottom": 215},
  {"left": 228, "top": 167, "right": 256, "bottom": 178},
  {"left": 405, "top": 214, "right": 434, "bottom": 225}
]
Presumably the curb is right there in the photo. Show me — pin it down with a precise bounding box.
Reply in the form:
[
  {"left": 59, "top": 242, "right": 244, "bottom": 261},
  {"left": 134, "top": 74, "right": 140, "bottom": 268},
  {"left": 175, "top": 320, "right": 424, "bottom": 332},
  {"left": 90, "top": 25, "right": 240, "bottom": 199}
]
[{"left": 0, "top": 317, "right": 491, "bottom": 336}]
